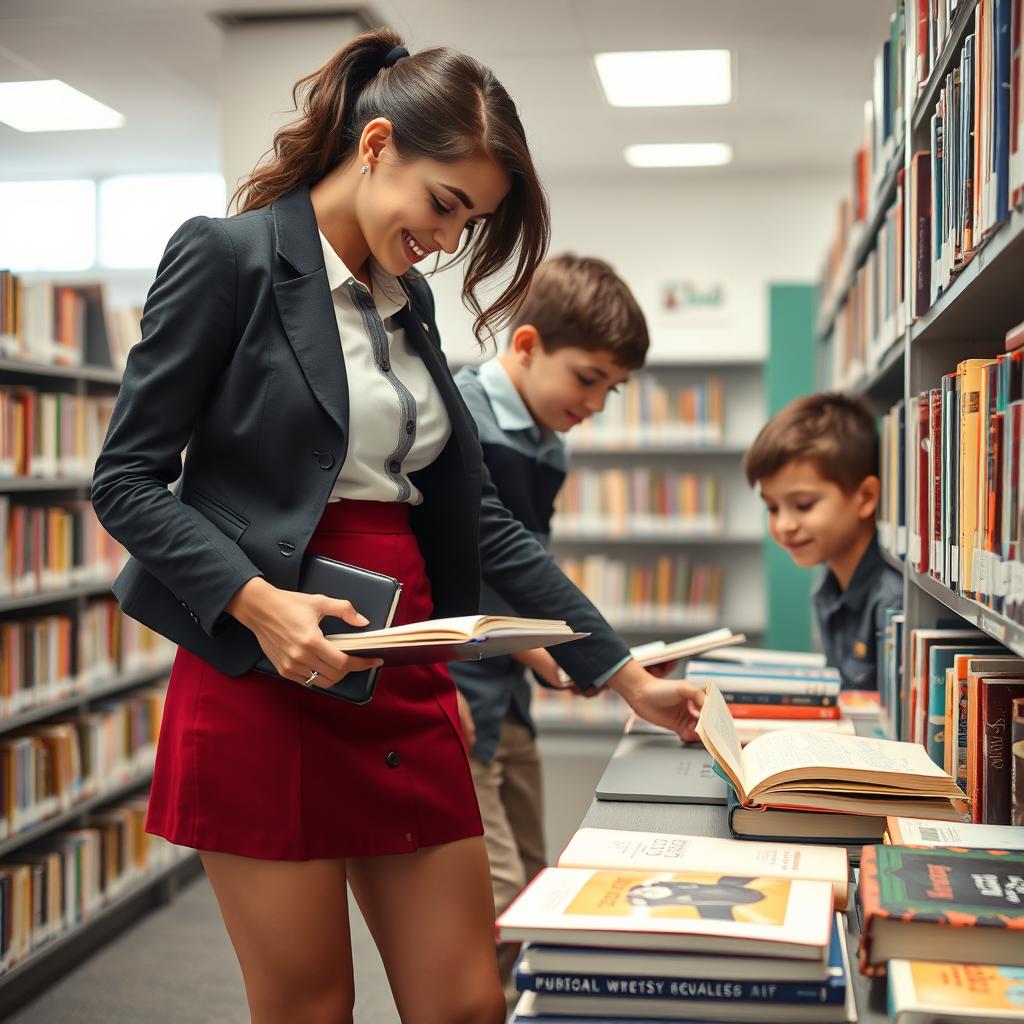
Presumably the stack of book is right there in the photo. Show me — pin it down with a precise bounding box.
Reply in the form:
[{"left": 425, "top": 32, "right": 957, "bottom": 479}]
[
  {"left": 499, "top": 826, "right": 852, "bottom": 1022},
  {"left": 684, "top": 660, "right": 843, "bottom": 722},
  {"left": 697, "top": 683, "right": 966, "bottom": 852}
]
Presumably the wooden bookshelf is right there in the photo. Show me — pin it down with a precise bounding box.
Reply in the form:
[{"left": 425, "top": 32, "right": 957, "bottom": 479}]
[
  {"left": 818, "top": 0, "right": 1024, "bottom": 752},
  {"left": 0, "top": 272, "right": 192, "bottom": 1007}
]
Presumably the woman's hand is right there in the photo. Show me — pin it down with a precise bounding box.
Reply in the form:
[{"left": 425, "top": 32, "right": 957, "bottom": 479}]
[
  {"left": 605, "top": 659, "right": 704, "bottom": 742},
  {"left": 226, "top": 577, "right": 383, "bottom": 688},
  {"left": 455, "top": 690, "right": 477, "bottom": 752}
]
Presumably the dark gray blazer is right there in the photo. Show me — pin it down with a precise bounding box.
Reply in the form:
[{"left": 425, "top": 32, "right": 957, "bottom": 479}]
[{"left": 90, "top": 184, "right": 630, "bottom": 688}]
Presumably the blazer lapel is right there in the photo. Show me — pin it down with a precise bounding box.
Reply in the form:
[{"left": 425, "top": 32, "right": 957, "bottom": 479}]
[{"left": 271, "top": 186, "right": 349, "bottom": 437}]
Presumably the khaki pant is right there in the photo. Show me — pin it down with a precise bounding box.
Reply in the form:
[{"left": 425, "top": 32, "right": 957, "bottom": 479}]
[{"left": 470, "top": 712, "right": 547, "bottom": 1011}]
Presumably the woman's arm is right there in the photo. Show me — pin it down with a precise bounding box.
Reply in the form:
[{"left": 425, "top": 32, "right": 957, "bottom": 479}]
[{"left": 91, "top": 216, "right": 263, "bottom": 637}]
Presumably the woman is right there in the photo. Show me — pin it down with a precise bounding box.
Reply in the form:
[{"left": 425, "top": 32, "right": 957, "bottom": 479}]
[{"left": 91, "top": 28, "right": 704, "bottom": 1024}]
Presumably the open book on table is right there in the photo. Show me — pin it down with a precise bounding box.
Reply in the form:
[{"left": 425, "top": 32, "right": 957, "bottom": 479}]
[
  {"left": 325, "top": 614, "right": 587, "bottom": 666},
  {"left": 696, "top": 683, "right": 967, "bottom": 820}
]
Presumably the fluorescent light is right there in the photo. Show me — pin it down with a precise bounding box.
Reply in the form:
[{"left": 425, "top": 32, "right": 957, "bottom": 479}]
[
  {"left": 0, "top": 180, "right": 96, "bottom": 271},
  {"left": 625, "top": 143, "right": 733, "bottom": 168},
  {"left": 595, "top": 50, "right": 732, "bottom": 107},
  {"left": 0, "top": 80, "right": 124, "bottom": 133}
]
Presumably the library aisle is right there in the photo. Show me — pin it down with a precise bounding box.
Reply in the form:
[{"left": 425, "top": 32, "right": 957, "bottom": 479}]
[{"left": 4, "top": 733, "right": 619, "bottom": 1024}]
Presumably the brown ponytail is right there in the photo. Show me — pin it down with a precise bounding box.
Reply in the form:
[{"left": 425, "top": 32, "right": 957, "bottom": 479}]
[{"left": 231, "top": 28, "right": 550, "bottom": 344}]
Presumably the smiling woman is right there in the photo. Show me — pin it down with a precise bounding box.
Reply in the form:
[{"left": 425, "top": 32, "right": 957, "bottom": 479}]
[{"left": 232, "top": 29, "right": 548, "bottom": 344}]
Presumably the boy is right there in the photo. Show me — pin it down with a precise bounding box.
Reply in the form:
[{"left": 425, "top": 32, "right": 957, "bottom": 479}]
[
  {"left": 742, "top": 392, "right": 902, "bottom": 690},
  {"left": 452, "top": 253, "right": 688, "bottom": 1003}
]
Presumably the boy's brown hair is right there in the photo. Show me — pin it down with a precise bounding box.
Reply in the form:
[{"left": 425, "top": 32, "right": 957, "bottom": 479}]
[
  {"left": 510, "top": 253, "right": 649, "bottom": 369},
  {"left": 743, "top": 392, "right": 879, "bottom": 493}
]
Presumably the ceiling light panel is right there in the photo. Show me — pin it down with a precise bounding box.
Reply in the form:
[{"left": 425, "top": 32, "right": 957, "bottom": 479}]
[
  {"left": 594, "top": 50, "right": 732, "bottom": 107},
  {"left": 624, "top": 143, "right": 733, "bottom": 168},
  {"left": 0, "top": 80, "right": 125, "bottom": 133}
]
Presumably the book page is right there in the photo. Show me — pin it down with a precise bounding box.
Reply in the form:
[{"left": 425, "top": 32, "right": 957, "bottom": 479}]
[
  {"left": 326, "top": 614, "right": 569, "bottom": 643},
  {"left": 694, "top": 683, "right": 747, "bottom": 800},
  {"left": 741, "top": 729, "right": 953, "bottom": 797}
]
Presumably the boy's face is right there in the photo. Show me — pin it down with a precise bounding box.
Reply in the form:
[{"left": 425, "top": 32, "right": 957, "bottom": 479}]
[
  {"left": 757, "top": 458, "right": 879, "bottom": 569},
  {"left": 516, "top": 338, "right": 632, "bottom": 434}
]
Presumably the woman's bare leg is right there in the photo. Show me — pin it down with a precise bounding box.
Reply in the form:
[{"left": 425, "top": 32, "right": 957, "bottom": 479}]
[
  {"left": 201, "top": 851, "right": 355, "bottom": 1024},
  {"left": 347, "top": 836, "right": 506, "bottom": 1024}
]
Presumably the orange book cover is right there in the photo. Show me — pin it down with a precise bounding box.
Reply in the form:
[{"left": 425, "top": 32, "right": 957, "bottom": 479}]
[
  {"left": 727, "top": 704, "right": 841, "bottom": 721},
  {"left": 958, "top": 359, "right": 996, "bottom": 597}
]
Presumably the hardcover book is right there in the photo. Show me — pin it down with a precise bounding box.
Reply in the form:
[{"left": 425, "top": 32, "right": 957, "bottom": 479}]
[
  {"left": 859, "top": 845, "right": 1024, "bottom": 974},
  {"left": 889, "top": 959, "right": 1024, "bottom": 1021}
]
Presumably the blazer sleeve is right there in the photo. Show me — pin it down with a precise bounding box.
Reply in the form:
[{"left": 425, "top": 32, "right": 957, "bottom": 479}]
[
  {"left": 404, "top": 272, "right": 632, "bottom": 690},
  {"left": 91, "top": 216, "right": 263, "bottom": 636},
  {"left": 476, "top": 463, "right": 631, "bottom": 690}
]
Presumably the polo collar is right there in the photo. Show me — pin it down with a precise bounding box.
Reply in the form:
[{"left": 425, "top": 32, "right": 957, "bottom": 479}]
[{"left": 478, "top": 357, "right": 539, "bottom": 435}]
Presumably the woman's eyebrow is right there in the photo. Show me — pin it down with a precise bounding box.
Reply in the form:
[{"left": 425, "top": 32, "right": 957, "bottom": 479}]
[{"left": 439, "top": 183, "right": 475, "bottom": 209}]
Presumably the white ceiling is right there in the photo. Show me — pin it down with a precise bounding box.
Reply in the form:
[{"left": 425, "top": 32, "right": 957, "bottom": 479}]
[{"left": 0, "top": 0, "right": 895, "bottom": 183}]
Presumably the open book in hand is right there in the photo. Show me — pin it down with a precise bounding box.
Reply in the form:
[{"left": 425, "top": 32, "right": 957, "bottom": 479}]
[
  {"left": 556, "top": 627, "right": 747, "bottom": 686},
  {"left": 696, "top": 683, "right": 967, "bottom": 820},
  {"left": 325, "top": 614, "right": 587, "bottom": 666}
]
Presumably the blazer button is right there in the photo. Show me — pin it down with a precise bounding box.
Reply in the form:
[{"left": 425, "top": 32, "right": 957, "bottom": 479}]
[
  {"left": 315, "top": 450, "right": 334, "bottom": 470},
  {"left": 405, "top": 419, "right": 415, "bottom": 435},
  {"left": 380, "top": 360, "right": 391, "bottom": 374},
  {"left": 278, "top": 540, "right": 296, "bottom": 557},
  {"left": 388, "top": 460, "right": 401, "bottom": 474},
  {"left": 386, "top": 750, "right": 401, "bottom": 768}
]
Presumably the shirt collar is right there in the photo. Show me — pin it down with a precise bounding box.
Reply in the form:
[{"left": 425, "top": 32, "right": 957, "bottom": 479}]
[
  {"left": 318, "top": 230, "right": 408, "bottom": 320},
  {"left": 814, "top": 534, "right": 885, "bottom": 613},
  {"left": 478, "top": 357, "right": 539, "bottom": 435}
]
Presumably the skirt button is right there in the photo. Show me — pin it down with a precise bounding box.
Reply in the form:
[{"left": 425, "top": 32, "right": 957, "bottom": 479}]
[{"left": 386, "top": 750, "right": 401, "bottom": 768}]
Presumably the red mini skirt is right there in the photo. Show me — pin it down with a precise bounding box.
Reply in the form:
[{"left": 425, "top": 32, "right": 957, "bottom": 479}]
[{"left": 145, "top": 499, "right": 483, "bottom": 860}]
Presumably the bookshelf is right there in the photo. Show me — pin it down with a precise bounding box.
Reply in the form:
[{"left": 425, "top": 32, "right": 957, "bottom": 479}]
[
  {"left": 817, "top": 0, "right": 1024, "bottom": 730},
  {"left": 0, "top": 268, "right": 199, "bottom": 1012},
  {"left": 539, "top": 361, "right": 766, "bottom": 731}
]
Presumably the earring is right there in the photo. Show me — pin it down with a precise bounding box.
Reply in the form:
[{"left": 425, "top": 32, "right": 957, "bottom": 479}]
[{"left": 360, "top": 164, "right": 369, "bottom": 175}]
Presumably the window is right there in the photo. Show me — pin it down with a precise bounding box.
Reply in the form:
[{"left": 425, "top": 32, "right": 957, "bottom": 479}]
[
  {"left": 98, "top": 173, "right": 226, "bottom": 269},
  {"left": 0, "top": 180, "right": 96, "bottom": 271}
]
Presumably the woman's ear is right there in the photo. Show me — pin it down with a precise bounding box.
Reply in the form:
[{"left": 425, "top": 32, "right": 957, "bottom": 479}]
[{"left": 360, "top": 117, "right": 395, "bottom": 169}]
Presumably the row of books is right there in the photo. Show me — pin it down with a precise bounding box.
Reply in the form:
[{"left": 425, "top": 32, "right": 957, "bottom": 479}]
[
  {"left": 557, "top": 556, "right": 723, "bottom": 627},
  {"left": 0, "top": 498, "right": 124, "bottom": 598},
  {"left": 0, "top": 794, "right": 185, "bottom": 973},
  {"left": 553, "top": 471, "right": 722, "bottom": 536},
  {"left": 0, "top": 684, "right": 165, "bottom": 841},
  {"left": 0, "top": 598, "right": 173, "bottom": 721},
  {"left": 878, "top": 349, "right": 1024, "bottom": 613},
  {"left": 918, "top": 0, "right": 1023, "bottom": 310},
  {"left": 567, "top": 377, "right": 725, "bottom": 447},
  {"left": 826, "top": 175, "right": 906, "bottom": 389},
  {"left": 0, "top": 272, "right": 139, "bottom": 372},
  {"left": 884, "top": 626, "right": 1024, "bottom": 825},
  {"left": 818, "top": 1, "right": 907, "bottom": 322},
  {"left": 0, "top": 388, "right": 115, "bottom": 480}
]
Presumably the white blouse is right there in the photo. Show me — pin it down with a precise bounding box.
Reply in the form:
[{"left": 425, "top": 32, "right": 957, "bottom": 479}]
[{"left": 318, "top": 231, "right": 452, "bottom": 505}]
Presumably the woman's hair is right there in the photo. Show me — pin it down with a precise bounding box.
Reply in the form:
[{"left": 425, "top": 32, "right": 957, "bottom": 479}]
[{"left": 232, "top": 28, "right": 549, "bottom": 343}]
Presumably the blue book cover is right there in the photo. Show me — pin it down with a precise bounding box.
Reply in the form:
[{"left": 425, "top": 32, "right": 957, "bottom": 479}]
[
  {"left": 994, "top": 0, "right": 1012, "bottom": 224},
  {"left": 926, "top": 643, "right": 1000, "bottom": 766},
  {"left": 515, "top": 921, "right": 846, "bottom": 1005}
]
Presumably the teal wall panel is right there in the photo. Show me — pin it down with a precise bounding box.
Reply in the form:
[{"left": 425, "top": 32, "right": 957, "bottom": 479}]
[{"left": 764, "top": 284, "right": 817, "bottom": 651}]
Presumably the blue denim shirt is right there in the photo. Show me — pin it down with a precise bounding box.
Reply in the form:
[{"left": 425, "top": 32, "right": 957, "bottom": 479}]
[{"left": 812, "top": 534, "right": 903, "bottom": 690}]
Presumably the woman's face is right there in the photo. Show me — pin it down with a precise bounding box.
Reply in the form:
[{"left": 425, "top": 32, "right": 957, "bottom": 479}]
[{"left": 357, "top": 124, "right": 512, "bottom": 277}]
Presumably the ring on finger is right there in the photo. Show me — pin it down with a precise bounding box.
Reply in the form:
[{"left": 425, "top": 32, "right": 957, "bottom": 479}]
[{"left": 302, "top": 670, "right": 319, "bottom": 688}]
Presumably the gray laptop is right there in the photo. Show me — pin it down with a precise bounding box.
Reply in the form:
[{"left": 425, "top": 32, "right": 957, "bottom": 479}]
[{"left": 595, "top": 734, "right": 728, "bottom": 805}]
